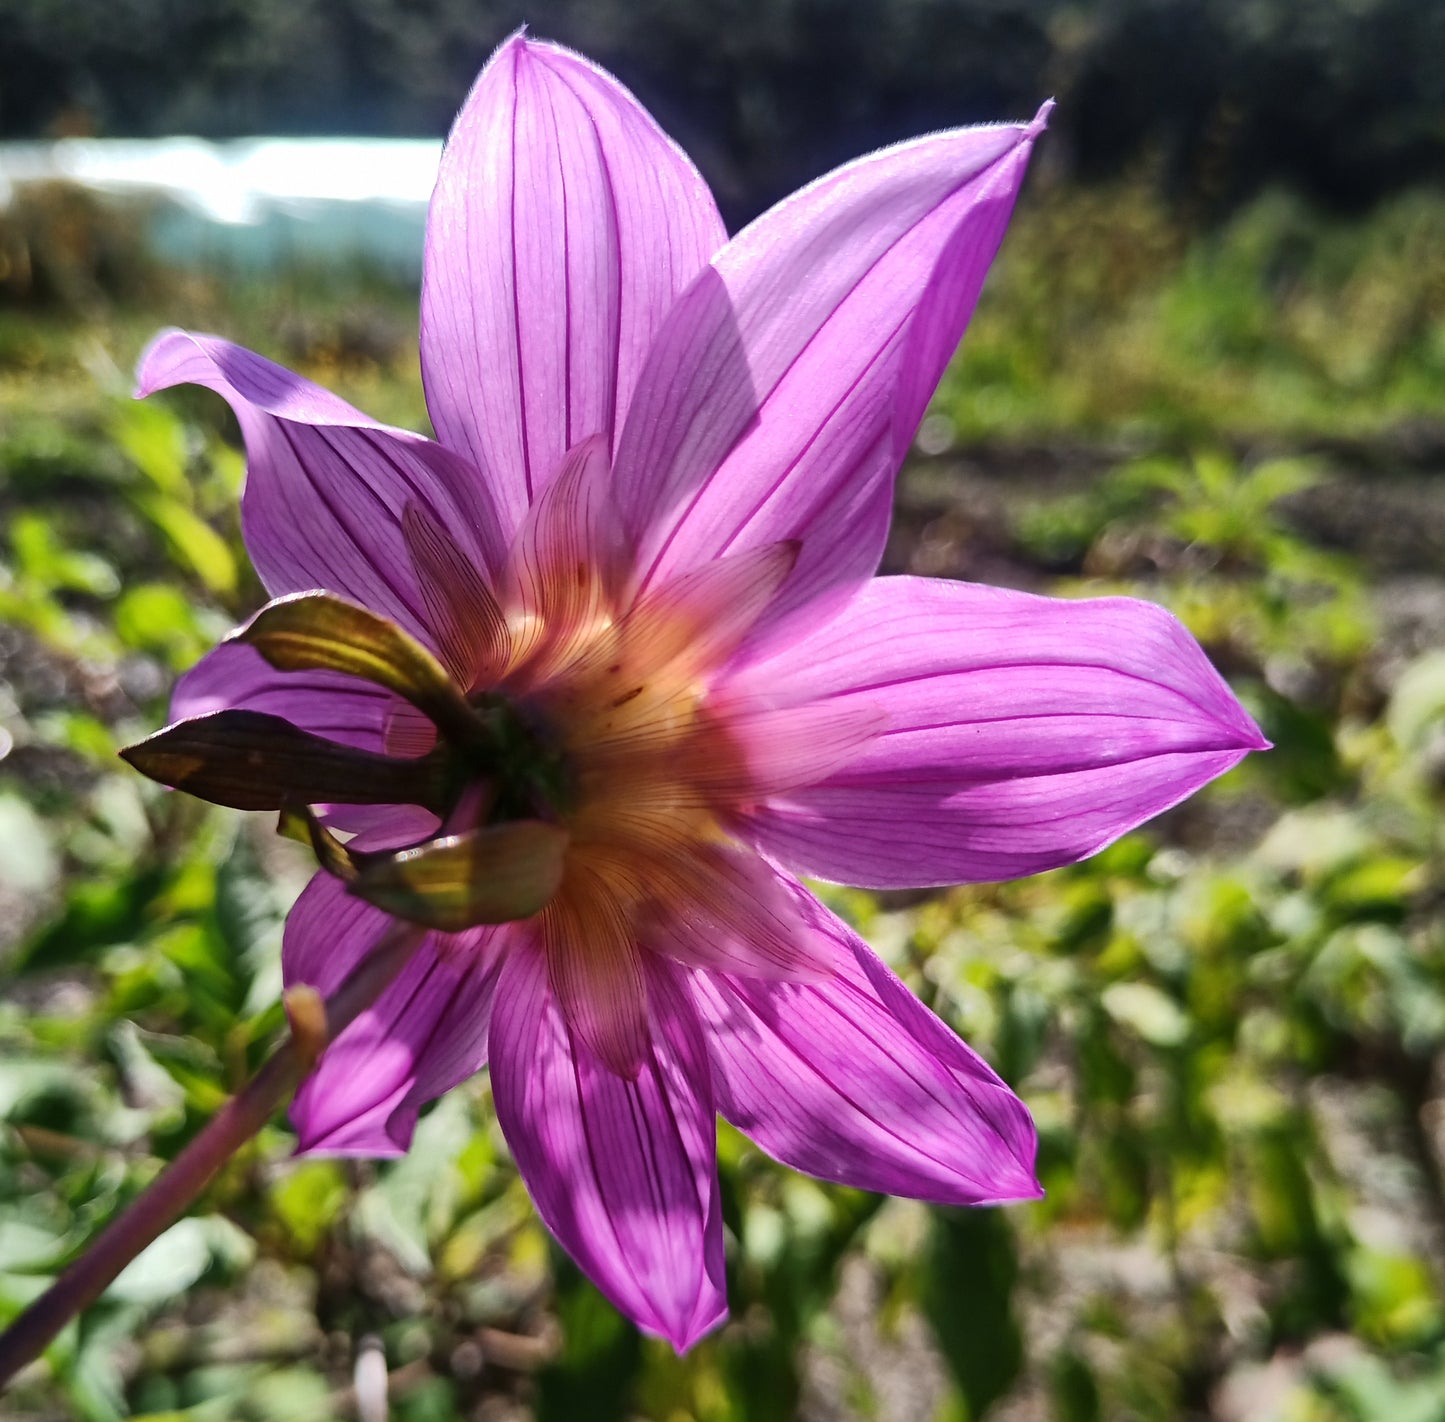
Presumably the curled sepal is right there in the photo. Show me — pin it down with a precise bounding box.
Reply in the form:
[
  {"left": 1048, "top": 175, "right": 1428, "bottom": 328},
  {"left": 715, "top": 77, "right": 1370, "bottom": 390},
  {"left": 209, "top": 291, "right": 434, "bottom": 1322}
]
[
  {"left": 277, "top": 804, "right": 362, "bottom": 882},
  {"left": 231, "top": 592, "right": 485, "bottom": 749},
  {"left": 120, "top": 709, "right": 450, "bottom": 812},
  {"left": 351, "top": 821, "right": 569, "bottom": 931}
]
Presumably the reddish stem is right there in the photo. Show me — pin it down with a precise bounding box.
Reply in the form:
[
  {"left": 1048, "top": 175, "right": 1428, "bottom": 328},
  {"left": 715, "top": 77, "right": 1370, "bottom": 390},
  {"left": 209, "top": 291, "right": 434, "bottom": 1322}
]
[{"left": 0, "top": 924, "right": 420, "bottom": 1391}]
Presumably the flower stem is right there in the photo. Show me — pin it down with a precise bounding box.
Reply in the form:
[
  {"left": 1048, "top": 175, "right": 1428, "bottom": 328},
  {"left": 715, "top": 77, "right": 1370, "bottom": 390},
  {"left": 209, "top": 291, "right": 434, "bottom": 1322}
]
[{"left": 0, "top": 923, "right": 422, "bottom": 1391}]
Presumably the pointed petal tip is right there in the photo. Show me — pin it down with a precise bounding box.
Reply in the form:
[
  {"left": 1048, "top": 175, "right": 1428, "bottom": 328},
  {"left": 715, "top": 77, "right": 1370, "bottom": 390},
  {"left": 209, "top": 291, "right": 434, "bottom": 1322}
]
[
  {"left": 488, "top": 28, "right": 601, "bottom": 95},
  {"left": 984, "top": 1160, "right": 1046, "bottom": 1207},
  {"left": 1028, "top": 98, "right": 1056, "bottom": 137},
  {"left": 291, "top": 1116, "right": 410, "bottom": 1161},
  {"left": 940, "top": 1094, "right": 1044, "bottom": 1207},
  {"left": 492, "top": 24, "right": 530, "bottom": 57},
  {"left": 504, "top": 29, "right": 599, "bottom": 77},
  {"left": 666, "top": 1299, "right": 729, "bottom": 1354},
  {"left": 1218, "top": 700, "right": 1272, "bottom": 755},
  {"left": 1244, "top": 719, "right": 1274, "bottom": 753},
  {"left": 637, "top": 1252, "right": 728, "bottom": 1353},
  {"left": 927, "top": 1120, "right": 1044, "bottom": 1208}
]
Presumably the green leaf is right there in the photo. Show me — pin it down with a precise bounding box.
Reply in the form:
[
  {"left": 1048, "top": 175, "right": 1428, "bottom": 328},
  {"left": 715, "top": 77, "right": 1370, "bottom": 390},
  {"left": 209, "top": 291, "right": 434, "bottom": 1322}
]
[
  {"left": 1322, "top": 856, "right": 1421, "bottom": 919},
  {"left": 1049, "top": 1348, "right": 1102, "bottom": 1422},
  {"left": 114, "top": 583, "right": 208, "bottom": 665},
  {"left": 114, "top": 400, "right": 189, "bottom": 498},
  {"left": 921, "top": 1209, "right": 1024, "bottom": 1420},
  {"left": 270, "top": 1161, "right": 349, "bottom": 1255},
  {"left": 1387, "top": 650, "right": 1445, "bottom": 753},
  {"left": 106, "top": 1216, "right": 253, "bottom": 1305},
  {"left": 11, "top": 512, "right": 119, "bottom": 598},
  {"left": 536, "top": 1254, "right": 642, "bottom": 1422},
  {"left": 0, "top": 793, "right": 60, "bottom": 897},
  {"left": 15, "top": 865, "right": 168, "bottom": 973},
  {"left": 131, "top": 492, "right": 238, "bottom": 596},
  {"left": 1347, "top": 1247, "right": 1442, "bottom": 1348},
  {"left": 1101, "top": 982, "right": 1190, "bottom": 1048}
]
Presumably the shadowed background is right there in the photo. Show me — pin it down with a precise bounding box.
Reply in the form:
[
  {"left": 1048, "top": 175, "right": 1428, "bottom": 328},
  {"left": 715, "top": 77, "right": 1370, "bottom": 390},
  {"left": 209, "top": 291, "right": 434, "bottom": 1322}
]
[{"left": 5, "top": 0, "right": 1445, "bottom": 220}]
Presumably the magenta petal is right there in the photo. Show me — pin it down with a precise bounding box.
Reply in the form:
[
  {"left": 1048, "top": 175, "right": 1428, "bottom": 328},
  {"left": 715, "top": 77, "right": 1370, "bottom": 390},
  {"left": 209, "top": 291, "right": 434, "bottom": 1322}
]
[
  {"left": 726, "top": 576, "right": 1268, "bottom": 887},
  {"left": 420, "top": 35, "right": 726, "bottom": 538},
  {"left": 172, "top": 641, "right": 397, "bottom": 752},
  {"left": 643, "top": 843, "right": 834, "bottom": 982},
  {"left": 501, "top": 435, "right": 627, "bottom": 653},
  {"left": 691, "top": 882, "right": 1040, "bottom": 1204},
  {"left": 285, "top": 870, "right": 504, "bottom": 1155},
  {"left": 136, "top": 329, "right": 503, "bottom": 651},
  {"left": 170, "top": 642, "right": 441, "bottom": 836},
  {"left": 614, "top": 106, "right": 1049, "bottom": 648},
  {"left": 489, "top": 948, "right": 726, "bottom": 1350}
]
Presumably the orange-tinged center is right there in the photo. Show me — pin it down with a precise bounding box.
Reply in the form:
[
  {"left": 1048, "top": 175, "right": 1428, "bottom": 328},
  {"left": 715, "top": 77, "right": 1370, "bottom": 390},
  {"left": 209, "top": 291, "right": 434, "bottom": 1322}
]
[
  {"left": 380, "top": 443, "right": 879, "bottom": 1076},
  {"left": 453, "top": 518, "right": 803, "bottom": 1074}
]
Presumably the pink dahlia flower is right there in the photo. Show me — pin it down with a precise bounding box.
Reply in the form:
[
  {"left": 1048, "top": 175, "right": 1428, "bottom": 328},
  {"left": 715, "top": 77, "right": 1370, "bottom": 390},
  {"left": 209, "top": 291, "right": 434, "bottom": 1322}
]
[{"left": 130, "top": 36, "right": 1266, "bottom": 1348}]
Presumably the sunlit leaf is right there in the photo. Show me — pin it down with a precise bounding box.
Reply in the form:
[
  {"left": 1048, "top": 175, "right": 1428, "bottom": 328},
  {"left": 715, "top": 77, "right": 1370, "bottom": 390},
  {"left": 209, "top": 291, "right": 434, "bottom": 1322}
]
[{"left": 921, "top": 1209, "right": 1023, "bottom": 1420}]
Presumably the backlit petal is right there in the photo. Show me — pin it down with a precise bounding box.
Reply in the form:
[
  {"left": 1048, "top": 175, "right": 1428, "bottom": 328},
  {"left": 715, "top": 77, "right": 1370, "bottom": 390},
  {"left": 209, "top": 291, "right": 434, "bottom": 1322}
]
[
  {"left": 540, "top": 862, "right": 650, "bottom": 1078},
  {"left": 614, "top": 106, "right": 1049, "bottom": 647},
  {"left": 502, "top": 435, "right": 627, "bottom": 676},
  {"left": 172, "top": 641, "right": 397, "bottom": 753},
  {"left": 401, "top": 501, "right": 509, "bottom": 688},
  {"left": 692, "top": 883, "right": 1039, "bottom": 1204},
  {"left": 284, "top": 870, "right": 505, "bottom": 1155},
  {"left": 136, "top": 329, "right": 503, "bottom": 651},
  {"left": 616, "top": 540, "right": 798, "bottom": 681},
  {"left": 641, "top": 844, "right": 833, "bottom": 980},
  {"left": 705, "top": 698, "right": 886, "bottom": 798},
  {"left": 489, "top": 948, "right": 725, "bottom": 1350},
  {"left": 726, "top": 576, "right": 1268, "bottom": 886},
  {"left": 421, "top": 35, "right": 726, "bottom": 536}
]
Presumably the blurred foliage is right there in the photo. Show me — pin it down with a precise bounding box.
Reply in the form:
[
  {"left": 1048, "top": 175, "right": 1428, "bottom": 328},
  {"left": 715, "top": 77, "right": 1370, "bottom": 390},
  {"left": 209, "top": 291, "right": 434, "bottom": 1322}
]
[
  {"left": 1, "top": 178, "right": 1444, "bottom": 1421},
  {"left": 940, "top": 184, "right": 1445, "bottom": 443}
]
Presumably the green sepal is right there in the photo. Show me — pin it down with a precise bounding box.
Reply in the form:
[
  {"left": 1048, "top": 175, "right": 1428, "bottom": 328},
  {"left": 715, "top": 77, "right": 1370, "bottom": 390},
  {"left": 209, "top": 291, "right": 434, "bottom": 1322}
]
[
  {"left": 120, "top": 709, "right": 450, "bottom": 813},
  {"left": 231, "top": 591, "right": 487, "bottom": 749},
  {"left": 350, "top": 820, "right": 568, "bottom": 931},
  {"left": 277, "top": 804, "right": 362, "bottom": 881}
]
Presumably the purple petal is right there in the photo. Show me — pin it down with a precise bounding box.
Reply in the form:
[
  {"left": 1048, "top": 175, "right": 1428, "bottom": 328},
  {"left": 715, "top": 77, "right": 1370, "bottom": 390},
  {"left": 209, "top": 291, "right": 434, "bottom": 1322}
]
[
  {"left": 642, "top": 842, "right": 834, "bottom": 981},
  {"left": 539, "top": 867, "right": 650, "bottom": 1080},
  {"left": 136, "top": 330, "right": 503, "bottom": 651},
  {"left": 400, "top": 501, "right": 510, "bottom": 689},
  {"left": 617, "top": 540, "right": 798, "bottom": 680},
  {"left": 724, "top": 576, "right": 1269, "bottom": 887},
  {"left": 285, "top": 869, "right": 505, "bottom": 1155},
  {"left": 420, "top": 35, "right": 726, "bottom": 538},
  {"left": 710, "top": 698, "right": 886, "bottom": 797},
  {"left": 502, "top": 436, "right": 624, "bottom": 616},
  {"left": 613, "top": 106, "right": 1050, "bottom": 649},
  {"left": 170, "top": 641, "right": 441, "bottom": 836},
  {"left": 489, "top": 947, "right": 726, "bottom": 1350},
  {"left": 691, "top": 881, "right": 1040, "bottom": 1204},
  {"left": 501, "top": 435, "right": 628, "bottom": 680},
  {"left": 172, "top": 641, "right": 397, "bottom": 753}
]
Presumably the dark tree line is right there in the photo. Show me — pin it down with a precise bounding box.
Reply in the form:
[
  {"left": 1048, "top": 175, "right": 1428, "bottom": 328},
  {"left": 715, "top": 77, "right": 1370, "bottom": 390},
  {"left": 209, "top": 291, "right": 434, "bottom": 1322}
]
[{"left": 2, "top": 0, "right": 1441, "bottom": 224}]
